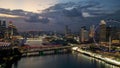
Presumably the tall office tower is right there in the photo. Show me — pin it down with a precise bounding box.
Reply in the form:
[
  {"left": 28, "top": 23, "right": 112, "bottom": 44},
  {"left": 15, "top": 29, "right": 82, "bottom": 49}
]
[
  {"left": 80, "top": 26, "right": 89, "bottom": 43},
  {"left": 65, "top": 25, "right": 73, "bottom": 38},
  {"left": 84, "top": 29, "right": 89, "bottom": 42},
  {"left": 0, "top": 20, "right": 2, "bottom": 31},
  {"left": 80, "top": 26, "right": 85, "bottom": 42},
  {"left": 2, "top": 20, "right": 6, "bottom": 27},
  {"left": 65, "top": 25, "right": 69, "bottom": 37},
  {"left": 13, "top": 25, "right": 18, "bottom": 36},
  {"left": 0, "top": 20, "right": 1, "bottom": 26},
  {"left": 7, "top": 21, "right": 18, "bottom": 38},
  {"left": 106, "top": 26, "right": 112, "bottom": 42},
  {"left": 100, "top": 20, "right": 106, "bottom": 43},
  {"left": 89, "top": 25, "right": 95, "bottom": 38},
  {"left": 8, "top": 21, "right": 14, "bottom": 38},
  {"left": 0, "top": 20, "right": 2, "bottom": 38},
  {"left": 1, "top": 20, "right": 7, "bottom": 38}
]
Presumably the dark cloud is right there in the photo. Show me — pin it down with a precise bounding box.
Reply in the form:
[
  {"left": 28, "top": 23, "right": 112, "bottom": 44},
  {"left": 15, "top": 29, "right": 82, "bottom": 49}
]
[
  {"left": 0, "top": 8, "right": 35, "bottom": 16},
  {"left": 0, "top": 8, "right": 50, "bottom": 24},
  {"left": 44, "top": 2, "right": 75, "bottom": 12},
  {"left": 0, "top": 8, "right": 11, "bottom": 14},
  {"left": 25, "top": 14, "right": 49, "bottom": 24},
  {"left": 104, "top": 10, "right": 120, "bottom": 21},
  {"left": 80, "top": 1, "right": 100, "bottom": 9},
  {"left": 63, "top": 8, "right": 82, "bottom": 17},
  {"left": 12, "top": 9, "right": 24, "bottom": 12},
  {"left": 43, "top": 1, "right": 102, "bottom": 18},
  {"left": 11, "top": 9, "right": 26, "bottom": 16}
]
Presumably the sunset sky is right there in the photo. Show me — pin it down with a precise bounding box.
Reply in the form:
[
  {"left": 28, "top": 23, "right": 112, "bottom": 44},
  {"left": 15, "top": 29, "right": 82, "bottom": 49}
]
[
  {"left": 0, "top": 0, "right": 119, "bottom": 13},
  {"left": 0, "top": 0, "right": 78, "bottom": 12},
  {"left": 0, "top": 0, "right": 120, "bottom": 32}
]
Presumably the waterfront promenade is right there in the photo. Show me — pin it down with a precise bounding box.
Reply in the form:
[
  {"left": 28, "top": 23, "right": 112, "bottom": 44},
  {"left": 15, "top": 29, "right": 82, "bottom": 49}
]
[{"left": 72, "top": 46, "right": 120, "bottom": 67}]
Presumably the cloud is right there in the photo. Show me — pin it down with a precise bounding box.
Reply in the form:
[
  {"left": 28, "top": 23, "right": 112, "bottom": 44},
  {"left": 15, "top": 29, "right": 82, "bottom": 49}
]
[
  {"left": 80, "top": 1, "right": 100, "bottom": 9},
  {"left": 25, "top": 14, "right": 49, "bottom": 24},
  {"left": 0, "top": 0, "right": 120, "bottom": 32},
  {"left": 44, "top": 2, "right": 75, "bottom": 12},
  {"left": 63, "top": 8, "right": 82, "bottom": 17},
  {"left": 43, "top": 1, "right": 102, "bottom": 18},
  {"left": 0, "top": 13, "right": 22, "bottom": 18},
  {"left": 0, "top": 8, "right": 35, "bottom": 17}
]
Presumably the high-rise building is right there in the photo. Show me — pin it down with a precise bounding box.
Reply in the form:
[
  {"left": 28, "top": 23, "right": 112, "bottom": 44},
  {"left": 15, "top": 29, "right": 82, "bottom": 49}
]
[
  {"left": 84, "top": 30, "right": 89, "bottom": 42},
  {"left": 0, "top": 20, "right": 18, "bottom": 40},
  {"left": 2, "top": 20, "right": 6, "bottom": 27},
  {"left": 0, "top": 20, "right": 2, "bottom": 26},
  {"left": 106, "top": 25, "right": 120, "bottom": 44},
  {"left": 0, "top": 20, "right": 2, "bottom": 38},
  {"left": 65, "top": 25, "right": 69, "bottom": 37},
  {"left": 106, "top": 26, "right": 112, "bottom": 42},
  {"left": 0, "top": 20, "right": 2, "bottom": 30},
  {"left": 0, "top": 20, "right": 7, "bottom": 38},
  {"left": 100, "top": 20, "right": 106, "bottom": 43},
  {"left": 80, "top": 26, "right": 89, "bottom": 43},
  {"left": 7, "top": 21, "right": 18, "bottom": 39},
  {"left": 89, "top": 25, "right": 95, "bottom": 38},
  {"left": 64, "top": 25, "right": 73, "bottom": 38}
]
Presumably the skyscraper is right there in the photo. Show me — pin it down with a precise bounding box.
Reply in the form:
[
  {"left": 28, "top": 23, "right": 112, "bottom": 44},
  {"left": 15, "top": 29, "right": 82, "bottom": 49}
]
[
  {"left": 80, "top": 26, "right": 89, "bottom": 43},
  {"left": 0, "top": 20, "right": 7, "bottom": 38},
  {"left": 2, "top": 20, "right": 6, "bottom": 27},
  {"left": 89, "top": 25, "right": 95, "bottom": 38},
  {"left": 0, "top": 20, "right": 2, "bottom": 26},
  {"left": 7, "top": 21, "right": 18, "bottom": 39},
  {"left": 65, "top": 25, "right": 69, "bottom": 37},
  {"left": 100, "top": 20, "right": 106, "bottom": 43},
  {"left": 0, "top": 20, "right": 2, "bottom": 38}
]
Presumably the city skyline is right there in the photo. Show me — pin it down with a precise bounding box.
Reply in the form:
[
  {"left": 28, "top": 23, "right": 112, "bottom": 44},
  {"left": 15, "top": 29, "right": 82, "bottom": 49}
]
[
  {"left": 0, "top": 0, "right": 120, "bottom": 32},
  {"left": 0, "top": 1, "right": 120, "bottom": 67}
]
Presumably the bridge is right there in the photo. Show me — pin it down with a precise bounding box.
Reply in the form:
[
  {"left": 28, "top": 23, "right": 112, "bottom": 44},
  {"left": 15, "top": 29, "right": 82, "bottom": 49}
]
[{"left": 21, "top": 45, "right": 75, "bottom": 56}]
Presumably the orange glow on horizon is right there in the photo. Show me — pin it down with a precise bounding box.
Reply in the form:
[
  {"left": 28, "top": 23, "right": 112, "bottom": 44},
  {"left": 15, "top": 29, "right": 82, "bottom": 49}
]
[{"left": 0, "top": 0, "right": 57, "bottom": 13}]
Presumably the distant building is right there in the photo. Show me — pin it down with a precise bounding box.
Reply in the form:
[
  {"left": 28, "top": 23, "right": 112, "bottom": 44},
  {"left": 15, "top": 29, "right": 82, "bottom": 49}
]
[
  {"left": 7, "top": 21, "right": 18, "bottom": 39},
  {"left": 84, "top": 30, "right": 89, "bottom": 42},
  {"left": 0, "top": 42, "right": 11, "bottom": 49},
  {"left": 106, "top": 26, "right": 112, "bottom": 42},
  {"left": 89, "top": 25, "right": 95, "bottom": 38},
  {"left": 80, "top": 26, "right": 89, "bottom": 43},
  {"left": 0, "top": 20, "right": 2, "bottom": 38},
  {"left": 106, "top": 23, "right": 120, "bottom": 44},
  {"left": 64, "top": 25, "right": 73, "bottom": 38},
  {"left": 100, "top": 20, "right": 107, "bottom": 43},
  {"left": 0, "top": 20, "right": 7, "bottom": 38},
  {"left": 0, "top": 20, "right": 18, "bottom": 40},
  {"left": 65, "top": 25, "right": 69, "bottom": 37}
]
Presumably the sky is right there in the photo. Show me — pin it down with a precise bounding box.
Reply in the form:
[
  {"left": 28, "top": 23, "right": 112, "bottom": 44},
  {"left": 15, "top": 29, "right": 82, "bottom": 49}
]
[
  {"left": 0, "top": 0, "right": 119, "bottom": 12},
  {"left": 0, "top": 0, "right": 74, "bottom": 13},
  {"left": 0, "top": 0, "right": 120, "bottom": 32},
  {"left": 0, "top": 0, "right": 57, "bottom": 13}
]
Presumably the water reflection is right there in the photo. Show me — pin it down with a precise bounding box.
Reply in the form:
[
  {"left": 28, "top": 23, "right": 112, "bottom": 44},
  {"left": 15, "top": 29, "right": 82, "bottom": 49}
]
[
  {"left": 11, "top": 52, "right": 120, "bottom": 68},
  {"left": 13, "top": 61, "right": 18, "bottom": 68},
  {"left": 73, "top": 51, "right": 120, "bottom": 68}
]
